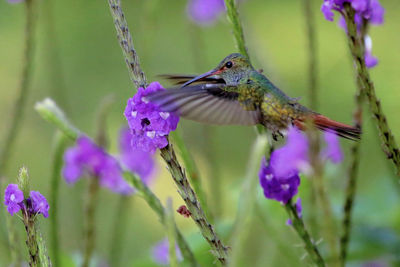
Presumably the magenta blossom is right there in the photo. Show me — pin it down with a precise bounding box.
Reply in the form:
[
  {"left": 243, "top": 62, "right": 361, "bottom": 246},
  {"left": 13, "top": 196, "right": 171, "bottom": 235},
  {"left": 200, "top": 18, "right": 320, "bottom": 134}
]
[
  {"left": 63, "top": 136, "right": 134, "bottom": 195},
  {"left": 4, "top": 184, "right": 24, "bottom": 215},
  {"left": 124, "top": 82, "right": 179, "bottom": 153},
  {"left": 259, "top": 158, "right": 301, "bottom": 204},
  {"left": 30, "top": 191, "right": 49, "bottom": 218}
]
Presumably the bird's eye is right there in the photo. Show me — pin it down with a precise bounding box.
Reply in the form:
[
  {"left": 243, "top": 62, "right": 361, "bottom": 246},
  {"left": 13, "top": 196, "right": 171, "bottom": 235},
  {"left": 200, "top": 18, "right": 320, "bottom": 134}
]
[{"left": 225, "top": 61, "right": 233, "bottom": 68}]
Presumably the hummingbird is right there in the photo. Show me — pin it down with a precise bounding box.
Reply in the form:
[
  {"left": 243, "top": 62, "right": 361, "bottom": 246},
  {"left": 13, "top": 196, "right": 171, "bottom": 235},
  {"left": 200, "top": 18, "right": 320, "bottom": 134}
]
[{"left": 147, "top": 53, "right": 360, "bottom": 140}]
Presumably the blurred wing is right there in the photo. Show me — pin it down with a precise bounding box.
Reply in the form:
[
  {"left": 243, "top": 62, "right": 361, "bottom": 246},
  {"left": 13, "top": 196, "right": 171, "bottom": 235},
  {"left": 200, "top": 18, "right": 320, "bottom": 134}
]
[
  {"left": 159, "top": 74, "right": 225, "bottom": 86},
  {"left": 147, "top": 84, "right": 261, "bottom": 126}
]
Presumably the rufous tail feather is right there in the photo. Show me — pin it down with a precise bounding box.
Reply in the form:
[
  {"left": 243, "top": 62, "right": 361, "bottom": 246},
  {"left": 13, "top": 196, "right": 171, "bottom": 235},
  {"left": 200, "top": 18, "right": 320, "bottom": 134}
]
[{"left": 294, "top": 114, "right": 361, "bottom": 141}]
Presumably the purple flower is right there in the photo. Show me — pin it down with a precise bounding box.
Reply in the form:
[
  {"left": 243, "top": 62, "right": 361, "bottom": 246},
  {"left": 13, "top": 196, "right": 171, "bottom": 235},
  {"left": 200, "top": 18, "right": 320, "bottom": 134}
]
[
  {"left": 63, "top": 136, "right": 134, "bottom": 195},
  {"left": 286, "top": 198, "right": 302, "bottom": 225},
  {"left": 259, "top": 158, "right": 301, "bottom": 204},
  {"left": 322, "top": 131, "right": 344, "bottom": 163},
  {"left": 187, "top": 0, "right": 225, "bottom": 25},
  {"left": 269, "top": 126, "right": 309, "bottom": 178},
  {"left": 321, "top": 0, "right": 384, "bottom": 26},
  {"left": 119, "top": 127, "right": 155, "bottom": 184},
  {"left": 152, "top": 239, "right": 183, "bottom": 265},
  {"left": 30, "top": 191, "right": 49, "bottom": 218},
  {"left": 124, "top": 82, "right": 179, "bottom": 153},
  {"left": 4, "top": 184, "right": 24, "bottom": 215}
]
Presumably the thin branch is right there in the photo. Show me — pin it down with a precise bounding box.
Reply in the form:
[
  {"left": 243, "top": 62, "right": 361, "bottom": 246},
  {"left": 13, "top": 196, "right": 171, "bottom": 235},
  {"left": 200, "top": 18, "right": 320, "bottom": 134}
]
[
  {"left": 107, "top": 0, "right": 146, "bottom": 88},
  {"left": 285, "top": 202, "right": 326, "bottom": 267},
  {"left": 224, "top": 0, "right": 250, "bottom": 60},
  {"left": 0, "top": 0, "right": 37, "bottom": 176},
  {"left": 343, "top": 4, "right": 400, "bottom": 176},
  {"left": 106, "top": 0, "right": 228, "bottom": 263},
  {"left": 302, "top": 0, "right": 318, "bottom": 110}
]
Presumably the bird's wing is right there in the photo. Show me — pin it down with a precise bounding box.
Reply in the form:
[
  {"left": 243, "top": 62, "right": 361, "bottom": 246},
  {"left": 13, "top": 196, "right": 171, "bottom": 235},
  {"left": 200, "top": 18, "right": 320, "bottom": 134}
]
[
  {"left": 146, "top": 84, "right": 261, "bottom": 126},
  {"left": 159, "top": 74, "right": 225, "bottom": 86}
]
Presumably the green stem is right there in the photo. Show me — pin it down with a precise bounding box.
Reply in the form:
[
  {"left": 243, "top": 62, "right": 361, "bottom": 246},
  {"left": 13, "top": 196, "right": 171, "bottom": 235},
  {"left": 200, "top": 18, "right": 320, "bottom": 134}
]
[
  {"left": 0, "top": 0, "right": 37, "bottom": 176},
  {"left": 170, "top": 131, "right": 212, "bottom": 221},
  {"left": 42, "top": 0, "right": 69, "bottom": 110},
  {"left": 285, "top": 201, "right": 325, "bottom": 267},
  {"left": 308, "top": 129, "right": 338, "bottom": 264},
  {"left": 82, "top": 177, "right": 100, "bottom": 267},
  {"left": 224, "top": 0, "right": 250, "bottom": 60},
  {"left": 166, "top": 198, "right": 179, "bottom": 267},
  {"left": 109, "top": 196, "right": 130, "bottom": 267},
  {"left": 339, "top": 137, "right": 361, "bottom": 266},
  {"left": 229, "top": 135, "right": 269, "bottom": 267},
  {"left": 343, "top": 4, "right": 400, "bottom": 176},
  {"left": 107, "top": 0, "right": 147, "bottom": 88},
  {"left": 82, "top": 96, "right": 113, "bottom": 267},
  {"left": 302, "top": 0, "right": 318, "bottom": 110},
  {"left": 49, "top": 132, "right": 70, "bottom": 267},
  {"left": 160, "top": 143, "right": 229, "bottom": 264},
  {"left": 106, "top": 0, "right": 227, "bottom": 263},
  {"left": 339, "top": 6, "right": 366, "bottom": 265}
]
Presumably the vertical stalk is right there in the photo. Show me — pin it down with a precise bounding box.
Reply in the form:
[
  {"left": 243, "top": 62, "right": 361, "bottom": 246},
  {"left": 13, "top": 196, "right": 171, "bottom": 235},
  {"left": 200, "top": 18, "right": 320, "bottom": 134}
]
[
  {"left": 42, "top": 0, "right": 69, "bottom": 110},
  {"left": 107, "top": 0, "right": 146, "bottom": 88},
  {"left": 308, "top": 129, "right": 338, "bottom": 264},
  {"left": 165, "top": 198, "right": 179, "bottom": 267},
  {"left": 170, "top": 131, "right": 212, "bottom": 221},
  {"left": 109, "top": 196, "right": 130, "bottom": 267},
  {"left": 339, "top": 5, "right": 366, "bottom": 265},
  {"left": 82, "top": 178, "right": 99, "bottom": 267},
  {"left": 302, "top": 0, "right": 318, "bottom": 110},
  {"left": 224, "top": 0, "right": 250, "bottom": 59},
  {"left": 301, "top": 0, "right": 320, "bottom": 239},
  {"left": 0, "top": 0, "right": 37, "bottom": 176},
  {"left": 285, "top": 202, "right": 325, "bottom": 267},
  {"left": 82, "top": 96, "right": 113, "bottom": 267},
  {"left": 107, "top": 0, "right": 227, "bottom": 263},
  {"left": 229, "top": 135, "right": 269, "bottom": 267},
  {"left": 49, "top": 132, "right": 69, "bottom": 267},
  {"left": 343, "top": 4, "right": 400, "bottom": 176},
  {"left": 160, "top": 143, "right": 229, "bottom": 264}
]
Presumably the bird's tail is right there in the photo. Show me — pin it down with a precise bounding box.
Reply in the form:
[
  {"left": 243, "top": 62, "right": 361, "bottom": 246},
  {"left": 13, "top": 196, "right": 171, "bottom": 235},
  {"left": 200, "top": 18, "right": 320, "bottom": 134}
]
[{"left": 294, "top": 114, "right": 361, "bottom": 141}]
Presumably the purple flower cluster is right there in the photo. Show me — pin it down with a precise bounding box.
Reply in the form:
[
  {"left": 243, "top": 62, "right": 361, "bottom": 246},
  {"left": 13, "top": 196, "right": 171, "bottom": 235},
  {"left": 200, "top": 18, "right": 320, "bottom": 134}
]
[
  {"left": 187, "top": 0, "right": 225, "bottom": 25},
  {"left": 321, "top": 0, "right": 384, "bottom": 68},
  {"left": 321, "top": 0, "right": 384, "bottom": 25},
  {"left": 152, "top": 239, "right": 183, "bottom": 265},
  {"left": 124, "top": 82, "right": 179, "bottom": 153},
  {"left": 259, "top": 127, "right": 343, "bottom": 204},
  {"left": 119, "top": 127, "right": 155, "bottom": 184},
  {"left": 63, "top": 136, "right": 134, "bottom": 195},
  {"left": 4, "top": 184, "right": 49, "bottom": 218}
]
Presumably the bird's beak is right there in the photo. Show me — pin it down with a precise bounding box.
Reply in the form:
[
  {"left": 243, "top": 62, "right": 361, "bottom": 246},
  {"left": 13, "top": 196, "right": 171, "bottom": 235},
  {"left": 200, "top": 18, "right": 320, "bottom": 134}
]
[{"left": 181, "top": 68, "right": 222, "bottom": 88}]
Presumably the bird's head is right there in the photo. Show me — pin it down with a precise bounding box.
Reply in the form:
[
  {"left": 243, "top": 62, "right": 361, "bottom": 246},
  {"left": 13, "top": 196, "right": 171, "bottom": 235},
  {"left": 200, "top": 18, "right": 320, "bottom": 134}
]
[{"left": 181, "top": 53, "right": 254, "bottom": 87}]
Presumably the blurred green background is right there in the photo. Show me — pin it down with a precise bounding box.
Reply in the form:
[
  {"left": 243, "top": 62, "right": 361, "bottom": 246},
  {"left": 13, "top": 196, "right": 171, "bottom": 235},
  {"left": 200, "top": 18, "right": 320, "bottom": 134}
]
[{"left": 0, "top": 0, "right": 399, "bottom": 266}]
